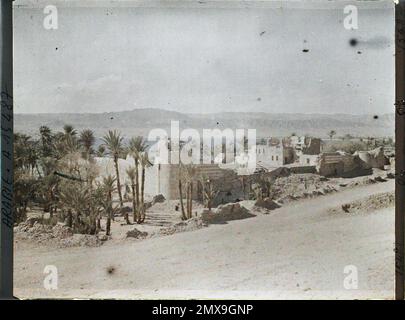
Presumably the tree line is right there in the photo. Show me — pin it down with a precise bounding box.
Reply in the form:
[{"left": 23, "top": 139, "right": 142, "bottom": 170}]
[{"left": 14, "top": 125, "right": 152, "bottom": 235}]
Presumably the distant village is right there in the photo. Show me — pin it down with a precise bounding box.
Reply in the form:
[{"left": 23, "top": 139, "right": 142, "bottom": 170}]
[
  {"left": 254, "top": 135, "right": 394, "bottom": 177},
  {"left": 97, "top": 133, "right": 395, "bottom": 206}
]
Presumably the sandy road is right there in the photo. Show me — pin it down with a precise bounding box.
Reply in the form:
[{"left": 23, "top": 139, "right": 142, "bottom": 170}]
[{"left": 14, "top": 180, "right": 395, "bottom": 299}]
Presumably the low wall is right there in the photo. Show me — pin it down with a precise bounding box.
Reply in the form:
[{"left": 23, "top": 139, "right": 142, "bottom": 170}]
[{"left": 289, "top": 165, "right": 316, "bottom": 174}]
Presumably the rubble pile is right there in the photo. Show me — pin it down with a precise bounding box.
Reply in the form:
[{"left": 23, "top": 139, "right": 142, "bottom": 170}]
[
  {"left": 126, "top": 228, "right": 149, "bottom": 239},
  {"left": 157, "top": 217, "right": 205, "bottom": 236},
  {"left": 14, "top": 220, "right": 102, "bottom": 248},
  {"left": 201, "top": 203, "right": 255, "bottom": 224},
  {"left": 254, "top": 198, "right": 280, "bottom": 211},
  {"left": 60, "top": 234, "right": 102, "bottom": 248},
  {"left": 329, "top": 191, "right": 394, "bottom": 215}
]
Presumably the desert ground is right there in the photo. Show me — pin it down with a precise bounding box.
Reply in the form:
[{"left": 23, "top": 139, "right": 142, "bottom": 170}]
[{"left": 14, "top": 174, "right": 394, "bottom": 300}]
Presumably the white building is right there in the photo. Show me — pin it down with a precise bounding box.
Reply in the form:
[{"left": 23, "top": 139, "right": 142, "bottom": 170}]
[{"left": 256, "top": 138, "right": 295, "bottom": 168}]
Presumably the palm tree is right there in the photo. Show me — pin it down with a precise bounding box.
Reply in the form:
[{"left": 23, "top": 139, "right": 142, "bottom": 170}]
[
  {"left": 39, "top": 125, "right": 53, "bottom": 156},
  {"left": 96, "top": 145, "right": 106, "bottom": 157},
  {"left": 201, "top": 178, "right": 218, "bottom": 211},
  {"left": 14, "top": 169, "right": 38, "bottom": 223},
  {"left": 101, "top": 175, "right": 116, "bottom": 235},
  {"left": 178, "top": 178, "right": 187, "bottom": 220},
  {"left": 102, "top": 130, "right": 125, "bottom": 207},
  {"left": 178, "top": 164, "right": 197, "bottom": 220},
  {"left": 79, "top": 129, "right": 95, "bottom": 157},
  {"left": 58, "top": 182, "right": 100, "bottom": 234},
  {"left": 60, "top": 125, "right": 80, "bottom": 154},
  {"left": 27, "top": 140, "right": 39, "bottom": 176},
  {"left": 184, "top": 164, "right": 197, "bottom": 219},
  {"left": 128, "top": 136, "right": 148, "bottom": 218},
  {"left": 328, "top": 130, "right": 336, "bottom": 140},
  {"left": 39, "top": 125, "right": 52, "bottom": 139},
  {"left": 138, "top": 152, "right": 152, "bottom": 223},
  {"left": 14, "top": 133, "right": 35, "bottom": 174},
  {"left": 126, "top": 167, "right": 137, "bottom": 223},
  {"left": 63, "top": 124, "right": 77, "bottom": 138},
  {"left": 58, "top": 183, "right": 76, "bottom": 229},
  {"left": 51, "top": 131, "right": 67, "bottom": 159}
]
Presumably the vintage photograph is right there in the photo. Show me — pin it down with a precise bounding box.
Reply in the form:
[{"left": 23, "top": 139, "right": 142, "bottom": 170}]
[{"left": 11, "top": 0, "right": 395, "bottom": 299}]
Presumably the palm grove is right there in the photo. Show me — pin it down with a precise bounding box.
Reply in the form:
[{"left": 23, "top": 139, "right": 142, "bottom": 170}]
[
  {"left": 14, "top": 125, "right": 152, "bottom": 236},
  {"left": 14, "top": 125, "right": 273, "bottom": 237}
]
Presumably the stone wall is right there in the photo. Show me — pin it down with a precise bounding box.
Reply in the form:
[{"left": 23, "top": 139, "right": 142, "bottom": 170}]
[
  {"left": 316, "top": 152, "right": 372, "bottom": 177},
  {"left": 354, "top": 147, "right": 387, "bottom": 170},
  {"left": 299, "top": 154, "right": 319, "bottom": 166},
  {"left": 144, "top": 163, "right": 245, "bottom": 204}
]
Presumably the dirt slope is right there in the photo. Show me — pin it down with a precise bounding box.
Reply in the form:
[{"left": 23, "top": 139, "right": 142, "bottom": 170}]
[{"left": 14, "top": 180, "right": 394, "bottom": 300}]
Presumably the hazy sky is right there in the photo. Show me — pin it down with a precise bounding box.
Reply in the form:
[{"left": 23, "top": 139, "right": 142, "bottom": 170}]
[{"left": 13, "top": 0, "right": 394, "bottom": 114}]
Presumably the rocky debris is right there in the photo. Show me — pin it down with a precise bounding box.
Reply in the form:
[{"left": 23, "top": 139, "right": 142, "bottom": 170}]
[
  {"left": 272, "top": 174, "right": 339, "bottom": 202},
  {"left": 52, "top": 223, "right": 74, "bottom": 238},
  {"left": 386, "top": 172, "right": 395, "bottom": 179},
  {"left": 152, "top": 194, "right": 166, "bottom": 204},
  {"left": 329, "top": 191, "right": 394, "bottom": 215},
  {"left": 14, "top": 220, "right": 101, "bottom": 247},
  {"left": 341, "top": 204, "right": 351, "bottom": 213},
  {"left": 374, "top": 176, "right": 387, "bottom": 183},
  {"left": 25, "top": 216, "right": 43, "bottom": 227},
  {"left": 322, "top": 185, "right": 337, "bottom": 194},
  {"left": 345, "top": 174, "right": 388, "bottom": 188},
  {"left": 14, "top": 221, "right": 53, "bottom": 242},
  {"left": 201, "top": 203, "right": 255, "bottom": 224},
  {"left": 254, "top": 198, "right": 280, "bottom": 211},
  {"left": 59, "top": 234, "right": 101, "bottom": 248},
  {"left": 272, "top": 170, "right": 390, "bottom": 205},
  {"left": 15, "top": 221, "right": 73, "bottom": 240},
  {"left": 312, "top": 190, "right": 324, "bottom": 196},
  {"left": 368, "top": 178, "right": 377, "bottom": 184},
  {"left": 98, "top": 234, "right": 110, "bottom": 242},
  {"left": 275, "top": 183, "right": 338, "bottom": 204},
  {"left": 126, "top": 228, "right": 148, "bottom": 239},
  {"left": 158, "top": 217, "right": 205, "bottom": 236},
  {"left": 277, "top": 195, "right": 298, "bottom": 204}
]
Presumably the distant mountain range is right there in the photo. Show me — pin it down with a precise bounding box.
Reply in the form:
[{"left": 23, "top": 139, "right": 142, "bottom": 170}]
[{"left": 14, "top": 108, "right": 394, "bottom": 138}]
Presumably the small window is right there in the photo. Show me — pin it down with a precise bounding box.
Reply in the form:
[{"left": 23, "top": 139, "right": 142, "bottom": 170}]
[
  {"left": 276, "top": 156, "right": 279, "bottom": 161},
  {"left": 272, "top": 155, "right": 274, "bottom": 161},
  {"left": 306, "top": 158, "right": 310, "bottom": 164}
]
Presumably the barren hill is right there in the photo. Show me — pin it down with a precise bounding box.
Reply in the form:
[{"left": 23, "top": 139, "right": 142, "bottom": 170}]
[{"left": 15, "top": 109, "right": 394, "bottom": 138}]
